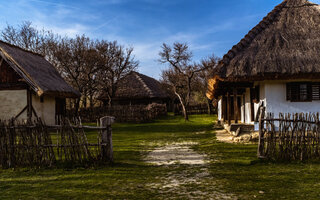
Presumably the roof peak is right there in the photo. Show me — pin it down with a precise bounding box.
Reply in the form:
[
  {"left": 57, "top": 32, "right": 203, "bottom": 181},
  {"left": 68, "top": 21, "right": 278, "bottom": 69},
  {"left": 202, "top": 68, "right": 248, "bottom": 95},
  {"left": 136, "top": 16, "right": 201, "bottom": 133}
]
[
  {"left": 0, "top": 40, "right": 44, "bottom": 58},
  {"left": 215, "top": 0, "right": 320, "bottom": 80},
  {"left": 285, "top": 0, "right": 309, "bottom": 6},
  {"left": 132, "top": 72, "right": 155, "bottom": 97},
  {"left": 285, "top": 0, "right": 319, "bottom": 7}
]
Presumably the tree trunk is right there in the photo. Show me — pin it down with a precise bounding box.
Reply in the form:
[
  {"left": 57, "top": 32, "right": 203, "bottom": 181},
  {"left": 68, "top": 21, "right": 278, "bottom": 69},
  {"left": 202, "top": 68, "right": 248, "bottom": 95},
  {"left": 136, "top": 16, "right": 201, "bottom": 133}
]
[
  {"left": 74, "top": 98, "right": 80, "bottom": 115},
  {"left": 206, "top": 98, "right": 212, "bottom": 115},
  {"left": 175, "top": 91, "right": 188, "bottom": 121}
]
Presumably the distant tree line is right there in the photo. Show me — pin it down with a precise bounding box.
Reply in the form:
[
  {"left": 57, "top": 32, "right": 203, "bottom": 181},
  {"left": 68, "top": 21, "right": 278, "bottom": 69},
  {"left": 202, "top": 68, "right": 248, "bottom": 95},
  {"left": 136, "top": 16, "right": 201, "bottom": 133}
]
[
  {"left": 0, "top": 22, "right": 218, "bottom": 120},
  {"left": 0, "top": 21, "right": 138, "bottom": 110}
]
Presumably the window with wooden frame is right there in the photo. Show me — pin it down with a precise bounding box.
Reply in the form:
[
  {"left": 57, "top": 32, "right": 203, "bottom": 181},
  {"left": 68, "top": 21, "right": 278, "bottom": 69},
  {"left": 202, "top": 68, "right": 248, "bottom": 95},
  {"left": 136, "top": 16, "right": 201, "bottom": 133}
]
[{"left": 286, "top": 82, "right": 315, "bottom": 102}]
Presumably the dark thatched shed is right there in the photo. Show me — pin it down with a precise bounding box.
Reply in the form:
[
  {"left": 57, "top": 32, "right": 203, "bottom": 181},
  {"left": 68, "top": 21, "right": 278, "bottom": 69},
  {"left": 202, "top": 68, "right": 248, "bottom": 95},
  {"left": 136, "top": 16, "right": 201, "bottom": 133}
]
[
  {"left": 207, "top": 0, "right": 320, "bottom": 128},
  {"left": 100, "top": 71, "right": 168, "bottom": 105},
  {"left": 0, "top": 40, "right": 79, "bottom": 125},
  {"left": 0, "top": 41, "right": 79, "bottom": 98}
]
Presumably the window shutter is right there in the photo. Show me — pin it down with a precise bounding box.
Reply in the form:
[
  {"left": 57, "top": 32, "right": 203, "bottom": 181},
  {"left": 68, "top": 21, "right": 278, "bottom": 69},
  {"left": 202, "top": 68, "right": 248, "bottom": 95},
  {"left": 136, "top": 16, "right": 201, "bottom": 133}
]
[
  {"left": 286, "top": 83, "right": 292, "bottom": 101},
  {"left": 307, "top": 83, "right": 312, "bottom": 101},
  {"left": 288, "top": 83, "right": 300, "bottom": 101},
  {"left": 312, "top": 83, "right": 320, "bottom": 100}
]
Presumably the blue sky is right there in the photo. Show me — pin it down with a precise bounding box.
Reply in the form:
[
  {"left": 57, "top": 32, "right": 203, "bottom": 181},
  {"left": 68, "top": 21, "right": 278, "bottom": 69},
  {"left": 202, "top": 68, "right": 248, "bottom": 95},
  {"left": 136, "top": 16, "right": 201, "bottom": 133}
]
[{"left": 0, "top": 0, "right": 320, "bottom": 79}]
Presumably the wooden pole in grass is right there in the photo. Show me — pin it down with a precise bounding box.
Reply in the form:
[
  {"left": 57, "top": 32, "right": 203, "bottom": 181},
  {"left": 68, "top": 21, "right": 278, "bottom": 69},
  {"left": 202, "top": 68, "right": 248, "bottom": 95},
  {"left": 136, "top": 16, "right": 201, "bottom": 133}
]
[
  {"left": 100, "top": 116, "right": 115, "bottom": 163},
  {"left": 258, "top": 106, "right": 266, "bottom": 158}
]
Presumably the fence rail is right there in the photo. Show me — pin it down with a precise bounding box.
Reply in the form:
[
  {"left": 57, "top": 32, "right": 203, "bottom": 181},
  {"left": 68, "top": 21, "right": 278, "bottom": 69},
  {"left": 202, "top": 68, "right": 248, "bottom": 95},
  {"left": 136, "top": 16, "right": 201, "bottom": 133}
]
[
  {"left": 258, "top": 111, "right": 320, "bottom": 161},
  {"left": 174, "top": 104, "right": 216, "bottom": 115},
  {"left": 0, "top": 116, "right": 114, "bottom": 168},
  {"left": 67, "top": 103, "right": 167, "bottom": 123}
]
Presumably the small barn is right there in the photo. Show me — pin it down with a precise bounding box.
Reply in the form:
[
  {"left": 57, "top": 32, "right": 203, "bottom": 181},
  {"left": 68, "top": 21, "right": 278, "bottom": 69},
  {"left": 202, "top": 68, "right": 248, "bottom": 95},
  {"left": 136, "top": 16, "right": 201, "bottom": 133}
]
[
  {"left": 100, "top": 71, "right": 168, "bottom": 106},
  {"left": 0, "top": 41, "right": 80, "bottom": 125},
  {"left": 207, "top": 0, "right": 320, "bottom": 129}
]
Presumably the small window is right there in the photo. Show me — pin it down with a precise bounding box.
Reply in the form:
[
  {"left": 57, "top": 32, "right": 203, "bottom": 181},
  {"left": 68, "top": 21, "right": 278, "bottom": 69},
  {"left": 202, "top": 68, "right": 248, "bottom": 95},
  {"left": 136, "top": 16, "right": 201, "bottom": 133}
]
[
  {"left": 40, "top": 96, "right": 44, "bottom": 103},
  {"left": 286, "top": 82, "right": 312, "bottom": 102}
]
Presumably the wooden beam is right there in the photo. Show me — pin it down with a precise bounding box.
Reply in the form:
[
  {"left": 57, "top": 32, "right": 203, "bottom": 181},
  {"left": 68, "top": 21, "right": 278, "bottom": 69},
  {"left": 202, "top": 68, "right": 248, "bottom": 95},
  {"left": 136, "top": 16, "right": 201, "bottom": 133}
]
[
  {"left": 27, "top": 88, "right": 32, "bottom": 122},
  {"left": 0, "top": 82, "right": 28, "bottom": 90},
  {"left": 227, "top": 92, "right": 231, "bottom": 125},
  {"left": 32, "top": 106, "right": 38, "bottom": 119},
  {"left": 14, "top": 105, "right": 28, "bottom": 120},
  {"left": 0, "top": 57, "right": 3, "bottom": 67},
  {"left": 234, "top": 88, "right": 238, "bottom": 124},
  {"left": 221, "top": 96, "right": 225, "bottom": 122}
]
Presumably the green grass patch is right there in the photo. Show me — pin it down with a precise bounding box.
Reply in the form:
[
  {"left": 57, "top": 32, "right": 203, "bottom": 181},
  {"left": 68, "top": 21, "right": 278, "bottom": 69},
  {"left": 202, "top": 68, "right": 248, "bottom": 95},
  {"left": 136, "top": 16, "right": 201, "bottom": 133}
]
[{"left": 1, "top": 114, "right": 320, "bottom": 199}]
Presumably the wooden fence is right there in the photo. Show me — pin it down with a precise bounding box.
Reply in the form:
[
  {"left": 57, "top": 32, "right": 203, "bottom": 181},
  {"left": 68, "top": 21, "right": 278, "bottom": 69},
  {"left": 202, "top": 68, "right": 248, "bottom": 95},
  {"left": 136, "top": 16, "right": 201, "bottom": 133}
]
[
  {"left": 174, "top": 104, "right": 216, "bottom": 115},
  {"left": 67, "top": 103, "right": 167, "bottom": 123},
  {"left": 0, "top": 116, "right": 114, "bottom": 168},
  {"left": 258, "top": 110, "right": 320, "bottom": 161}
]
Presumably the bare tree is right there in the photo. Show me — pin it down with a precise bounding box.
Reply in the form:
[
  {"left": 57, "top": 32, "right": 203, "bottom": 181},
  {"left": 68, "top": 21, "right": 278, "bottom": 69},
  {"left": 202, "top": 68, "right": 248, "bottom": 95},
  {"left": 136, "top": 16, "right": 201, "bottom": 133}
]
[
  {"left": 159, "top": 42, "right": 215, "bottom": 120},
  {"left": 0, "top": 22, "right": 139, "bottom": 111},
  {"left": 1, "top": 21, "right": 55, "bottom": 55},
  {"left": 49, "top": 35, "right": 99, "bottom": 110},
  {"left": 96, "top": 40, "right": 139, "bottom": 107}
]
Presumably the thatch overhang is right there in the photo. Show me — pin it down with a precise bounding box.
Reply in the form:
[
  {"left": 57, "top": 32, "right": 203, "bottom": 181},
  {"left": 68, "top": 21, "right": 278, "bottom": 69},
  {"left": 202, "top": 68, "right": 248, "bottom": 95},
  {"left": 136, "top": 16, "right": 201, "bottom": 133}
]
[
  {"left": 208, "top": 0, "right": 320, "bottom": 99},
  {"left": 100, "top": 71, "right": 169, "bottom": 101},
  {"left": 0, "top": 41, "right": 80, "bottom": 98}
]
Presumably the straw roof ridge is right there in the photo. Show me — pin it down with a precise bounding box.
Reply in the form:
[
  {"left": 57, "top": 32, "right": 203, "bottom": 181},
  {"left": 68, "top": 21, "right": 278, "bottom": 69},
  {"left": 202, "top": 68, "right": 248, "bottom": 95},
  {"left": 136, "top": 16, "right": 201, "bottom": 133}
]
[
  {"left": 0, "top": 40, "right": 44, "bottom": 57},
  {"left": 110, "top": 71, "right": 168, "bottom": 100},
  {"left": 219, "top": 1, "right": 287, "bottom": 69},
  {"left": 134, "top": 72, "right": 155, "bottom": 97},
  {"left": 216, "top": 0, "right": 320, "bottom": 81},
  {"left": 0, "top": 40, "right": 80, "bottom": 98}
]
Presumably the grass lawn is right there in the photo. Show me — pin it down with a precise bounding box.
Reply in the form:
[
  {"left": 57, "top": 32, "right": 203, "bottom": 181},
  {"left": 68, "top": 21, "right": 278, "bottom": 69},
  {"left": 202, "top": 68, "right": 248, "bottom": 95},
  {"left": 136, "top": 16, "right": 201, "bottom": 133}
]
[{"left": 1, "top": 114, "right": 320, "bottom": 199}]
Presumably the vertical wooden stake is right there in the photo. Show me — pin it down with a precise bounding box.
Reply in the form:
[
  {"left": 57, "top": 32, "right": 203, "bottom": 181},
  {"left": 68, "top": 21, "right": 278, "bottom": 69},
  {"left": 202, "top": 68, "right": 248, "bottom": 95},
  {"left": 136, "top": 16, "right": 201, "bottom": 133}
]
[
  {"left": 258, "top": 106, "right": 266, "bottom": 158},
  {"left": 27, "top": 88, "right": 33, "bottom": 122},
  {"left": 100, "top": 116, "right": 115, "bottom": 163}
]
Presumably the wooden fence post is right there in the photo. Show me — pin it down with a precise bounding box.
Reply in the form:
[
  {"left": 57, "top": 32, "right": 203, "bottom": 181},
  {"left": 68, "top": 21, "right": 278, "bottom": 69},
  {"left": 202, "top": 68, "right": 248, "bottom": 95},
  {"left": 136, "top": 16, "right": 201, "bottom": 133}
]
[
  {"left": 100, "top": 116, "right": 115, "bottom": 163},
  {"left": 258, "top": 106, "right": 266, "bottom": 158}
]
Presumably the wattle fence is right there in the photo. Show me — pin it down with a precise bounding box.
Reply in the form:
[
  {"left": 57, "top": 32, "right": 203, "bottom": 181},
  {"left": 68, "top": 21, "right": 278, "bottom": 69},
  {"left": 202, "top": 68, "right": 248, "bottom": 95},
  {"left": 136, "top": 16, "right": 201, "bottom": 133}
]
[
  {"left": 174, "top": 104, "right": 216, "bottom": 115},
  {"left": 67, "top": 103, "right": 167, "bottom": 123},
  {"left": 0, "top": 116, "right": 114, "bottom": 168},
  {"left": 258, "top": 111, "right": 320, "bottom": 161}
]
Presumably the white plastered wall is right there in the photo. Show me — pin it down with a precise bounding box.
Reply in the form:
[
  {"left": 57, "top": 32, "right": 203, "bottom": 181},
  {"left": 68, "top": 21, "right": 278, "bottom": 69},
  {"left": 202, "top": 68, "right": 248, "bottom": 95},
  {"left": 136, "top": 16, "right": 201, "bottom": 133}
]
[
  {"left": 264, "top": 81, "right": 320, "bottom": 116},
  {"left": 0, "top": 90, "right": 28, "bottom": 121},
  {"left": 32, "top": 94, "right": 56, "bottom": 125},
  {"left": 217, "top": 80, "right": 320, "bottom": 125},
  {"left": 218, "top": 98, "right": 222, "bottom": 121},
  {"left": 0, "top": 90, "right": 56, "bottom": 125}
]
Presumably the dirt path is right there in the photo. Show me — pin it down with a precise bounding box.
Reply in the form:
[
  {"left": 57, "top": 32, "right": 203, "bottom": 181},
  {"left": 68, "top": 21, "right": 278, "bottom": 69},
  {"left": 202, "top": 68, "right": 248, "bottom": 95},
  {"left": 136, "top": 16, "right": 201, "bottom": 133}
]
[
  {"left": 145, "top": 142, "right": 206, "bottom": 165},
  {"left": 145, "top": 142, "right": 236, "bottom": 199}
]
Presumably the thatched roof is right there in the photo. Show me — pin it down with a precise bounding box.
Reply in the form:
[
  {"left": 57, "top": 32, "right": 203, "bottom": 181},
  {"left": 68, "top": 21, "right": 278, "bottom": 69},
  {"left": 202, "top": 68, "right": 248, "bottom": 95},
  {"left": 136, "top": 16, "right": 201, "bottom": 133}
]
[
  {"left": 102, "top": 71, "right": 168, "bottom": 100},
  {"left": 0, "top": 41, "right": 80, "bottom": 98},
  {"left": 215, "top": 0, "right": 320, "bottom": 81}
]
